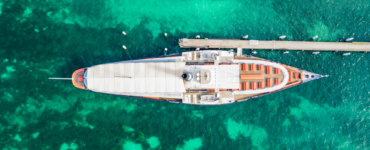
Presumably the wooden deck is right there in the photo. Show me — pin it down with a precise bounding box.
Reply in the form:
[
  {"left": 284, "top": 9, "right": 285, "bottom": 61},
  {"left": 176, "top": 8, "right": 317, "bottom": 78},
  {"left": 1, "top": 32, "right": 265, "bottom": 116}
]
[{"left": 179, "top": 39, "right": 370, "bottom": 52}]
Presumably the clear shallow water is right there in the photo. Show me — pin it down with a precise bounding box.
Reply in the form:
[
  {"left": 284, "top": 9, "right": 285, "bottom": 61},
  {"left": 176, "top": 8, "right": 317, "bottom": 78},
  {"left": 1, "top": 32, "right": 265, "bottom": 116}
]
[{"left": 0, "top": 0, "right": 369, "bottom": 149}]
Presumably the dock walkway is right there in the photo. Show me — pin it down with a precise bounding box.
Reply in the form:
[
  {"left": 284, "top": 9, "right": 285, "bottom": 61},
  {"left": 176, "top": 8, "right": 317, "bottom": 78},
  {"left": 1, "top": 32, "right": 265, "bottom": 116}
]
[{"left": 179, "top": 39, "right": 370, "bottom": 52}]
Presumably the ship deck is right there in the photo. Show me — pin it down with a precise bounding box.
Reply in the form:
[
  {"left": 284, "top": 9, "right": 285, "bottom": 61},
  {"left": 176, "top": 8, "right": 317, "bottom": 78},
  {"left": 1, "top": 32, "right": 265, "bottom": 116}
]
[{"left": 75, "top": 50, "right": 323, "bottom": 105}]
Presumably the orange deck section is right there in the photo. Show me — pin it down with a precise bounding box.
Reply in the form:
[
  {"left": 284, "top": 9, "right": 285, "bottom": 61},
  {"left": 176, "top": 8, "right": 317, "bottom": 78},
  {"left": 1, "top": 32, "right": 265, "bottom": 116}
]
[
  {"left": 251, "top": 64, "right": 255, "bottom": 71},
  {"left": 258, "top": 82, "right": 264, "bottom": 89},
  {"left": 240, "top": 74, "right": 265, "bottom": 80},
  {"left": 267, "top": 78, "right": 272, "bottom": 87},
  {"left": 251, "top": 82, "right": 256, "bottom": 90},
  {"left": 266, "top": 66, "right": 271, "bottom": 74},
  {"left": 240, "top": 64, "right": 246, "bottom": 70},
  {"left": 240, "top": 82, "right": 248, "bottom": 90},
  {"left": 243, "top": 82, "right": 247, "bottom": 90},
  {"left": 240, "top": 64, "right": 248, "bottom": 71},
  {"left": 294, "top": 73, "right": 300, "bottom": 79},
  {"left": 275, "top": 78, "right": 280, "bottom": 84},
  {"left": 257, "top": 65, "right": 262, "bottom": 70},
  {"left": 275, "top": 68, "right": 280, "bottom": 74}
]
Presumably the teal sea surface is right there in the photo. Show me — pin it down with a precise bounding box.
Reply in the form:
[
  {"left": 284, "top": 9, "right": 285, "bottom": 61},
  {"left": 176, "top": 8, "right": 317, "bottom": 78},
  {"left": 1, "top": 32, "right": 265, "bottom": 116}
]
[{"left": 0, "top": 0, "right": 369, "bottom": 149}]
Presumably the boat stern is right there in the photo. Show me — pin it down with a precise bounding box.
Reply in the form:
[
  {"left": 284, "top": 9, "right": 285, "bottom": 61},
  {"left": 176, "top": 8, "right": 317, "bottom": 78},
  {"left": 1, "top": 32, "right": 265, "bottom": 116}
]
[{"left": 72, "top": 68, "right": 87, "bottom": 89}]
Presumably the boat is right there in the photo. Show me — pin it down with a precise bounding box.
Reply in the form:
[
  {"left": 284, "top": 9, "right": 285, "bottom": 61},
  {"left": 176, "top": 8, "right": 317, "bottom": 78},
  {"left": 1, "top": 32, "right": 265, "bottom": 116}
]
[{"left": 71, "top": 50, "right": 325, "bottom": 105}]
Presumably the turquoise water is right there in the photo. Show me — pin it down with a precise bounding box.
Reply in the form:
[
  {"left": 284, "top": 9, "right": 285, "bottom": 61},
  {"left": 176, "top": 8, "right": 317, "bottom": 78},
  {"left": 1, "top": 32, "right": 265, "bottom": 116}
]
[{"left": 0, "top": 0, "right": 369, "bottom": 149}]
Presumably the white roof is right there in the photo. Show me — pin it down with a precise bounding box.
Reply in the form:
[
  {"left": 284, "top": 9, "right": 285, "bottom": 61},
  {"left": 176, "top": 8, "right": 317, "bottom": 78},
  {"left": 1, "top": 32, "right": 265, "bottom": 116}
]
[
  {"left": 184, "top": 65, "right": 240, "bottom": 89},
  {"left": 86, "top": 62, "right": 186, "bottom": 96}
]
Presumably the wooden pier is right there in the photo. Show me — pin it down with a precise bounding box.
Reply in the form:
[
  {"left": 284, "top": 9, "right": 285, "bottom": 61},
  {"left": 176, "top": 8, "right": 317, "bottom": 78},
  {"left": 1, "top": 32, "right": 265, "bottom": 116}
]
[{"left": 179, "top": 39, "right": 370, "bottom": 52}]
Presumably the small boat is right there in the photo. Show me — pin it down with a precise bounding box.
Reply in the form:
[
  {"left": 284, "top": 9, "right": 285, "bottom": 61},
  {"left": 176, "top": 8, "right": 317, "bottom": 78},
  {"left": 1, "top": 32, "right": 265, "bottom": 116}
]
[
  {"left": 279, "top": 35, "right": 287, "bottom": 40},
  {"left": 312, "top": 51, "right": 320, "bottom": 55},
  {"left": 251, "top": 50, "right": 257, "bottom": 54},
  {"left": 345, "top": 37, "right": 354, "bottom": 42},
  {"left": 71, "top": 50, "right": 325, "bottom": 105},
  {"left": 122, "top": 31, "right": 127, "bottom": 36},
  {"left": 122, "top": 45, "right": 127, "bottom": 50},
  {"left": 342, "top": 52, "right": 351, "bottom": 56}
]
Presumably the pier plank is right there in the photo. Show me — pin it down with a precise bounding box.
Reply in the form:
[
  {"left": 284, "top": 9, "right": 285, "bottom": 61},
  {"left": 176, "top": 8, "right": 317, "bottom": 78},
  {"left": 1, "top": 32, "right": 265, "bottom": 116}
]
[{"left": 179, "top": 39, "right": 370, "bottom": 52}]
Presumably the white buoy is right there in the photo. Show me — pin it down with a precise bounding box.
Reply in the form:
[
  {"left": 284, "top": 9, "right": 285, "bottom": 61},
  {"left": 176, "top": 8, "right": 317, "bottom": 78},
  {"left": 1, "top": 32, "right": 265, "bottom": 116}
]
[
  {"left": 345, "top": 37, "right": 354, "bottom": 42},
  {"left": 122, "top": 31, "right": 127, "bottom": 36},
  {"left": 342, "top": 52, "right": 351, "bottom": 56},
  {"left": 252, "top": 51, "right": 257, "bottom": 54},
  {"left": 164, "top": 33, "right": 168, "bottom": 37},
  {"left": 242, "top": 35, "right": 249, "bottom": 39},
  {"left": 283, "top": 51, "right": 290, "bottom": 54},
  {"left": 196, "top": 48, "right": 200, "bottom": 51},
  {"left": 312, "top": 35, "right": 319, "bottom": 40},
  {"left": 164, "top": 48, "right": 168, "bottom": 52},
  {"left": 279, "top": 35, "right": 287, "bottom": 40},
  {"left": 312, "top": 51, "right": 320, "bottom": 55},
  {"left": 122, "top": 45, "right": 127, "bottom": 50},
  {"left": 195, "top": 35, "right": 200, "bottom": 39}
]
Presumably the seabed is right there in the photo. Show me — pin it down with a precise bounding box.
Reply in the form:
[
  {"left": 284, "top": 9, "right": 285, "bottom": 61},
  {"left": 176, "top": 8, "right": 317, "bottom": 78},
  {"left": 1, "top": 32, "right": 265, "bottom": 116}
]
[{"left": 0, "top": 0, "right": 368, "bottom": 149}]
